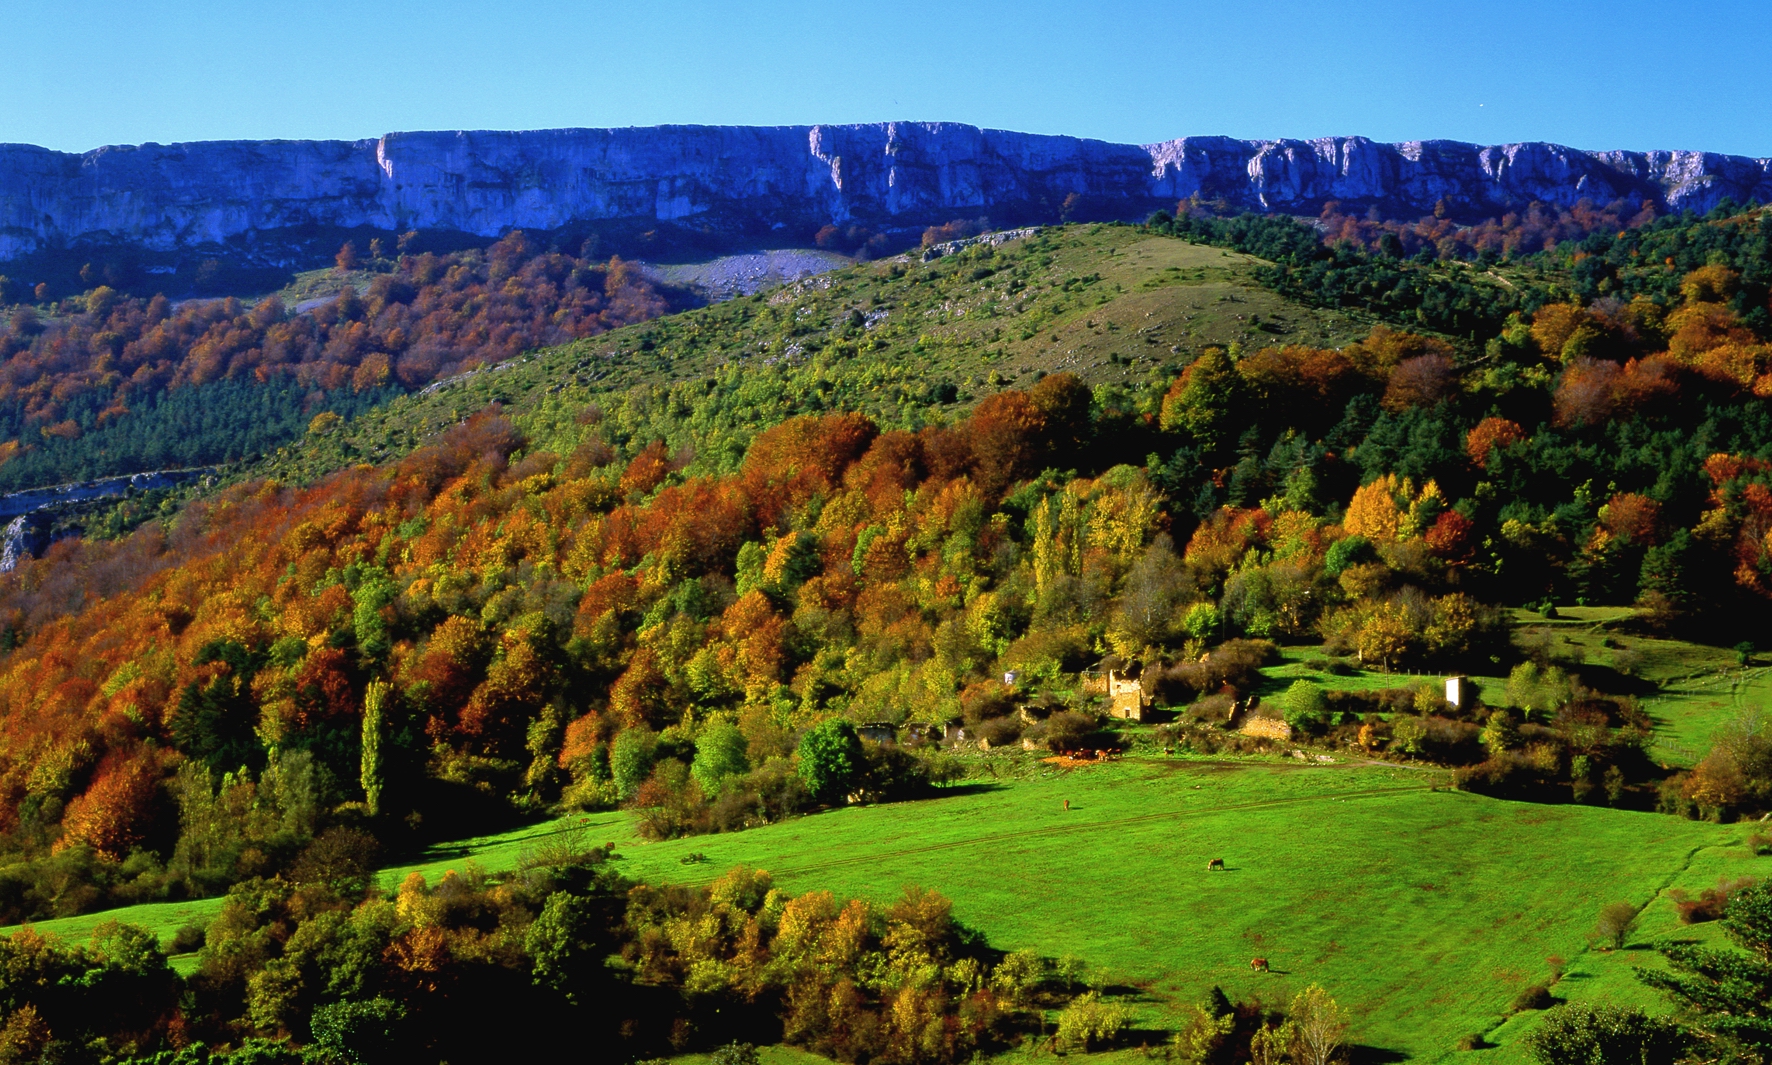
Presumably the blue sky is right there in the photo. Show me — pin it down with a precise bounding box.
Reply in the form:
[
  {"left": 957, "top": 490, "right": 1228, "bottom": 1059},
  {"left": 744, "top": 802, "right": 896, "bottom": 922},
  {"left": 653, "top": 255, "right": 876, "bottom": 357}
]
[{"left": 4, "top": 0, "right": 1768, "bottom": 156}]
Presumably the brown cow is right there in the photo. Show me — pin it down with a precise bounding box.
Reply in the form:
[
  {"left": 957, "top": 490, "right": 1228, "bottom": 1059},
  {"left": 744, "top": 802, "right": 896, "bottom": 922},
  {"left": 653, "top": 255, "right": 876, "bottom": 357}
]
[
  {"left": 1250, "top": 957, "right": 1269, "bottom": 973},
  {"left": 1207, "top": 858, "right": 1226, "bottom": 871}
]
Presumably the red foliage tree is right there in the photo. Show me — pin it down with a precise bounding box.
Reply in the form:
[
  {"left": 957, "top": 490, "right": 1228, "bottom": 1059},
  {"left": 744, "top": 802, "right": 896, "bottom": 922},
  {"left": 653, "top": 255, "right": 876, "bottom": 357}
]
[
  {"left": 1465, "top": 417, "right": 1525, "bottom": 468},
  {"left": 1382, "top": 354, "right": 1458, "bottom": 411},
  {"left": 619, "top": 441, "right": 674, "bottom": 499},
  {"left": 1602, "top": 493, "right": 1662, "bottom": 545},
  {"left": 741, "top": 413, "right": 878, "bottom": 529},
  {"left": 1424, "top": 510, "right": 1475, "bottom": 560},
  {"left": 966, "top": 391, "right": 1046, "bottom": 497},
  {"left": 58, "top": 749, "right": 163, "bottom": 859}
]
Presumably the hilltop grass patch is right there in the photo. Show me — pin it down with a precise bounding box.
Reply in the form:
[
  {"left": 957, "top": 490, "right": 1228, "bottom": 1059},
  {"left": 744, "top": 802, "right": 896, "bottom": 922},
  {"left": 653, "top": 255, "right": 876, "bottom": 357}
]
[{"left": 233, "top": 225, "right": 1372, "bottom": 492}]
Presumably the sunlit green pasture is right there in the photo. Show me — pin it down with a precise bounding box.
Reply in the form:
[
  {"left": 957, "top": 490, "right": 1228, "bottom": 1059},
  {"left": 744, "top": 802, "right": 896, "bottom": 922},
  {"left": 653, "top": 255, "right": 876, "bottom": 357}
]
[
  {"left": 5, "top": 755, "right": 1760, "bottom": 1061},
  {"left": 603, "top": 756, "right": 1757, "bottom": 1063}
]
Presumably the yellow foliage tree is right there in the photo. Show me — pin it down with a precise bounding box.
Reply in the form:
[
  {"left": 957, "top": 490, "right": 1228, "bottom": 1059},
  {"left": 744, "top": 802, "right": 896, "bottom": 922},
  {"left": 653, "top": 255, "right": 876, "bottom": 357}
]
[
  {"left": 1344, "top": 475, "right": 1402, "bottom": 541},
  {"left": 1031, "top": 489, "right": 1083, "bottom": 595},
  {"left": 1085, "top": 468, "right": 1161, "bottom": 566},
  {"left": 1356, "top": 603, "right": 1412, "bottom": 671},
  {"left": 1345, "top": 474, "right": 1443, "bottom": 542},
  {"left": 1400, "top": 479, "right": 1445, "bottom": 541}
]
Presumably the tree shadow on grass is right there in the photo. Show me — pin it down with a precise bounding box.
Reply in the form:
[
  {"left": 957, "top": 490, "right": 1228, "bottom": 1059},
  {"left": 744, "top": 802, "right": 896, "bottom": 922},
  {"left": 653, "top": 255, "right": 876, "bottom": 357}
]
[
  {"left": 1348, "top": 1044, "right": 1410, "bottom": 1064},
  {"left": 1571, "top": 661, "right": 1657, "bottom": 698},
  {"left": 920, "top": 782, "right": 1007, "bottom": 800},
  {"left": 1097, "top": 982, "right": 1149, "bottom": 998},
  {"left": 1120, "top": 1025, "right": 1175, "bottom": 1050}
]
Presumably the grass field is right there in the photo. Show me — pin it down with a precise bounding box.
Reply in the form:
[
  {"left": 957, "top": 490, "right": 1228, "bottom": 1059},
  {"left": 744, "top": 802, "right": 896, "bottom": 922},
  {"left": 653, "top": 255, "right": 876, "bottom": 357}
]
[
  {"left": 594, "top": 756, "right": 1756, "bottom": 1063},
  {"left": 5, "top": 754, "right": 1759, "bottom": 1060},
  {"left": 1260, "top": 646, "right": 1503, "bottom": 699},
  {"left": 1263, "top": 611, "right": 1766, "bottom": 768},
  {"left": 1644, "top": 668, "right": 1772, "bottom": 765},
  {"left": 1503, "top": 608, "right": 1762, "bottom": 765}
]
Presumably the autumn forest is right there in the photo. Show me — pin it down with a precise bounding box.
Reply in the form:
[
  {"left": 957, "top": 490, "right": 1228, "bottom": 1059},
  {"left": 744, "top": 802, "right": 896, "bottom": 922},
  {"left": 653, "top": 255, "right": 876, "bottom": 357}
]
[{"left": 0, "top": 192, "right": 1767, "bottom": 1063}]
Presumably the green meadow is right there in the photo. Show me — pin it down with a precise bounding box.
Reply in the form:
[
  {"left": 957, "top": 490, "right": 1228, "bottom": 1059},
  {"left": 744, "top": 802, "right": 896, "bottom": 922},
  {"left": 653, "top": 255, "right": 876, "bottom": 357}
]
[
  {"left": 597, "top": 755, "right": 1757, "bottom": 1063},
  {"left": 1267, "top": 608, "right": 1768, "bottom": 770},
  {"left": 7, "top": 752, "right": 1761, "bottom": 1060}
]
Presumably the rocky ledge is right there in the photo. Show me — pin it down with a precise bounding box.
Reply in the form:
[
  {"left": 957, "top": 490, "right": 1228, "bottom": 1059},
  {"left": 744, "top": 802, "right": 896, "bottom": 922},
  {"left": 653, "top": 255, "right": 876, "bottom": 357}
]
[{"left": 1, "top": 123, "right": 1767, "bottom": 261}]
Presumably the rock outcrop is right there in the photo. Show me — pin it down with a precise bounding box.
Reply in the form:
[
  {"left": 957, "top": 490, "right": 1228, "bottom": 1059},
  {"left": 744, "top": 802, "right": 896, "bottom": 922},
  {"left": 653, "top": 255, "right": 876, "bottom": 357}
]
[
  {"left": 0, "top": 514, "right": 50, "bottom": 573},
  {"left": 2, "top": 123, "right": 1768, "bottom": 262}
]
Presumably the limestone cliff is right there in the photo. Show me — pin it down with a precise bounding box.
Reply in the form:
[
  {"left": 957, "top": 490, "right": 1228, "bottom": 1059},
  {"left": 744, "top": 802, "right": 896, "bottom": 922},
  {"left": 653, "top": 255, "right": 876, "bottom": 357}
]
[{"left": 1, "top": 123, "right": 1768, "bottom": 262}]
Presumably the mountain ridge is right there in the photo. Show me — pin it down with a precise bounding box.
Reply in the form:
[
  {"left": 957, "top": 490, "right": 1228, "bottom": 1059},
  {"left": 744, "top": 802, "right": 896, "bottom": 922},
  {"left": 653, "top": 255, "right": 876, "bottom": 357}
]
[{"left": 2, "top": 122, "right": 1770, "bottom": 263}]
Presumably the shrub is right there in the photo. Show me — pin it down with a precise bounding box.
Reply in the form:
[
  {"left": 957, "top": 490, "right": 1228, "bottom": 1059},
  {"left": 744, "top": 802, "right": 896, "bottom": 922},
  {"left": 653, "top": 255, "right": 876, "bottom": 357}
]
[
  {"left": 690, "top": 722, "right": 750, "bottom": 795},
  {"left": 1411, "top": 682, "right": 1449, "bottom": 716},
  {"left": 959, "top": 680, "right": 1014, "bottom": 724},
  {"left": 169, "top": 923, "right": 205, "bottom": 954},
  {"left": 1670, "top": 876, "right": 1758, "bottom": 924},
  {"left": 1455, "top": 752, "right": 1551, "bottom": 796},
  {"left": 796, "top": 719, "right": 865, "bottom": 804},
  {"left": 1150, "top": 639, "right": 1278, "bottom": 704},
  {"left": 1307, "top": 655, "right": 1353, "bottom": 676},
  {"left": 1043, "top": 711, "right": 1103, "bottom": 753},
  {"left": 1594, "top": 901, "right": 1637, "bottom": 949},
  {"left": 1510, "top": 982, "right": 1554, "bottom": 1011},
  {"left": 975, "top": 715, "right": 1022, "bottom": 747},
  {"left": 858, "top": 742, "right": 945, "bottom": 801},
  {"left": 1186, "top": 692, "right": 1236, "bottom": 726},
  {"left": 999, "top": 624, "right": 1093, "bottom": 682},
  {"left": 710, "top": 1044, "right": 760, "bottom": 1065},
  {"left": 309, "top": 997, "right": 406, "bottom": 1065},
  {"left": 1282, "top": 680, "right": 1329, "bottom": 735},
  {"left": 1054, "top": 991, "right": 1131, "bottom": 1051},
  {"left": 1524, "top": 1005, "right": 1687, "bottom": 1065},
  {"left": 743, "top": 759, "right": 813, "bottom": 822}
]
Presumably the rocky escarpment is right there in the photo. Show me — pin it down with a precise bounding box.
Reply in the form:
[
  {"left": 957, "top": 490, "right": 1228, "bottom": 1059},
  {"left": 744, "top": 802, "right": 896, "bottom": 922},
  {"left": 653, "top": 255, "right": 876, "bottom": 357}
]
[{"left": 1, "top": 123, "right": 1768, "bottom": 264}]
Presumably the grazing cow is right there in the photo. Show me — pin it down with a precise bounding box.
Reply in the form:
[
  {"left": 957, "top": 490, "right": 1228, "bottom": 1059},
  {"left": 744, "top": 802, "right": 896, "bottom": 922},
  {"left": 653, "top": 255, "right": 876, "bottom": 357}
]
[
  {"left": 1207, "top": 858, "right": 1226, "bottom": 871},
  {"left": 1250, "top": 957, "right": 1269, "bottom": 973}
]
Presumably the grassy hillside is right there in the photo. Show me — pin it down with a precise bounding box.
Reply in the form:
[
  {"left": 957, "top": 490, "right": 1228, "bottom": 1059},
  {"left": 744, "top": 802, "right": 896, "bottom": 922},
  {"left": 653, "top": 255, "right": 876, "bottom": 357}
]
[
  {"left": 243, "top": 225, "right": 1372, "bottom": 486},
  {"left": 602, "top": 755, "right": 1752, "bottom": 1063},
  {"left": 8, "top": 752, "right": 1753, "bottom": 1061}
]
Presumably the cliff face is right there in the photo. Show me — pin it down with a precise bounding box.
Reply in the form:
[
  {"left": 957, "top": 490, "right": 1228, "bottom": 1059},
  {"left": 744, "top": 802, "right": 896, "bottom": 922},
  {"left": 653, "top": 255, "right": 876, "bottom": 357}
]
[{"left": 2, "top": 123, "right": 1769, "bottom": 261}]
